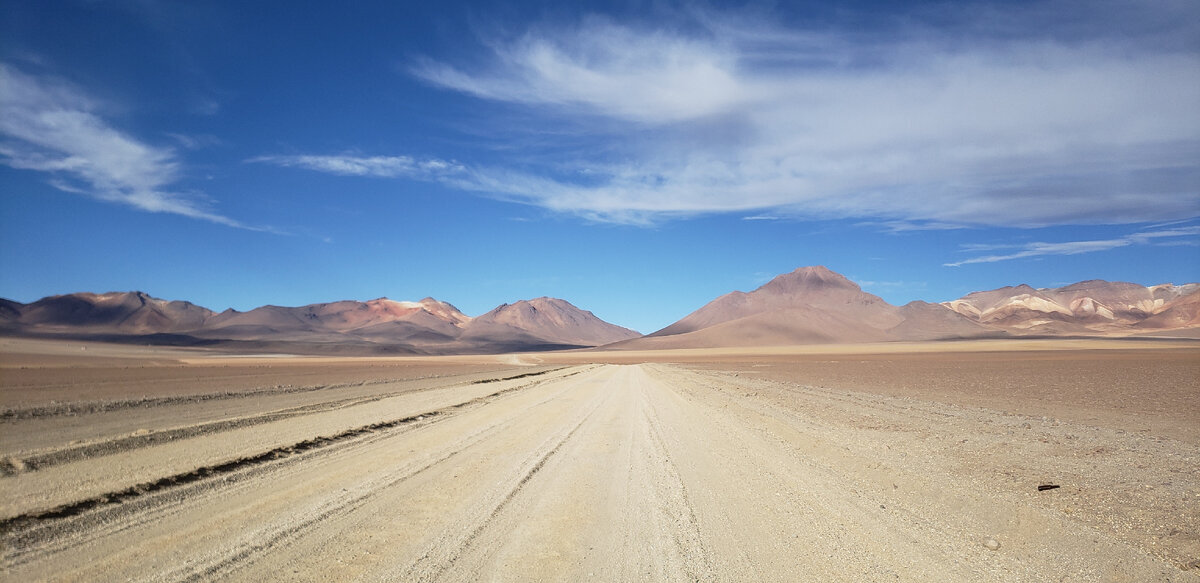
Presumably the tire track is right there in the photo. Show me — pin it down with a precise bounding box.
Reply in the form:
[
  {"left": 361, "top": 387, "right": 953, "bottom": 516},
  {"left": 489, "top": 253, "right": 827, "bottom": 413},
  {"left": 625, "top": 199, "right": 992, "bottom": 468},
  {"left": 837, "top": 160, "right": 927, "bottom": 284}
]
[
  {"left": 0, "top": 367, "right": 591, "bottom": 560},
  {"left": 414, "top": 365, "right": 712, "bottom": 582},
  {"left": 639, "top": 398, "right": 715, "bottom": 582},
  {"left": 8, "top": 362, "right": 1193, "bottom": 582},
  {"left": 0, "top": 368, "right": 574, "bottom": 478},
  {"left": 165, "top": 367, "right": 606, "bottom": 583},
  {"left": 383, "top": 393, "right": 605, "bottom": 582},
  {"left": 3, "top": 391, "right": 423, "bottom": 476},
  {"left": 0, "top": 367, "right": 564, "bottom": 421}
]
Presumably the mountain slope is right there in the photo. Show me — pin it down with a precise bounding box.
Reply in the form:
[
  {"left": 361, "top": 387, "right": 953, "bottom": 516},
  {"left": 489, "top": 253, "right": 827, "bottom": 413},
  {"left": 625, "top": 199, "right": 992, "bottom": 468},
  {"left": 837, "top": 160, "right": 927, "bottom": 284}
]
[
  {"left": 0, "top": 298, "right": 22, "bottom": 330},
  {"left": 201, "top": 297, "right": 472, "bottom": 343},
  {"left": 15, "top": 292, "right": 215, "bottom": 334},
  {"left": 943, "top": 280, "right": 1200, "bottom": 335},
  {"left": 1, "top": 292, "right": 635, "bottom": 354},
  {"left": 6, "top": 270, "right": 1196, "bottom": 353},
  {"left": 464, "top": 297, "right": 641, "bottom": 348},
  {"left": 652, "top": 266, "right": 901, "bottom": 337},
  {"left": 628, "top": 266, "right": 989, "bottom": 348}
]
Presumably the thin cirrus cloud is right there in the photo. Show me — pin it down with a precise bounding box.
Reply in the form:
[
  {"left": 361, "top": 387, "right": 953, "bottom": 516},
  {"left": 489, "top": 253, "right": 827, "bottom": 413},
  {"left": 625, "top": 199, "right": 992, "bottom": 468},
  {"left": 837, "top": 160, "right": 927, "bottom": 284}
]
[
  {"left": 944, "top": 226, "right": 1200, "bottom": 266},
  {"left": 398, "top": 6, "right": 1200, "bottom": 228},
  {"left": 0, "top": 63, "right": 249, "bottom": 229},
  {"left": 249, "top": 154, "right": 465, "bottom": 179},
  {"left": 412, "top": 22, "right": 744, "bottom": 125}
]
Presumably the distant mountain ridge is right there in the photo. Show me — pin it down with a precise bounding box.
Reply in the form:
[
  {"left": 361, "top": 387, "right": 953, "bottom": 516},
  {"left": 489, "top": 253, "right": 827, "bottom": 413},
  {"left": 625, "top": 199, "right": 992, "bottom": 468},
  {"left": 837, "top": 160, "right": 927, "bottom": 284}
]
[
  {"left": 626, "top": 266, "right": 995, "bottom": 349},
  {"left": 942, "top": 280, "right": 1200, "bottom": 335},
  {"left": 616, "top": 266, "right": 1200, "bottom": 349},
  {"left": 0, "top": 292, "right": 639, "bottom": 355},
  {"left": 7, "top": 291, "right": 214, "bottom": 334},
  {"left": 4, "top": 268, "right": 1197, "bottom": 353},
  {"left": 467, "top": 298, "right": 641, "bottom": 348}
]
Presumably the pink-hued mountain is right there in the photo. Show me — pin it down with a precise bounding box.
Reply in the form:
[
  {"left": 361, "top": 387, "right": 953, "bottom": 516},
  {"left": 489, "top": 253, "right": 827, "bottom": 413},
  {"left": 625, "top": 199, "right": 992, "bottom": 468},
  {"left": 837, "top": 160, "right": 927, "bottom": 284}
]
[
  {"left": 5, "top": 268, "right": 1197, "bottom": 353},
  {"left": 620, "top": 266, "right": 994, "bottom": 349},
  {"left": 10, "top": 292, "right": 215, "bottom": 334},
  {"left": 943, "top": 280, "right": 1200, "bottom": 335},
  {"left": 201, "top": 298, "right": 472, "bottom": 344},
  {"left": 2, "top": 293, "right": 636, "bottom": 354},
  {"left": 616, "top": 266, "right": 1200, "bottom": 349},
  {"left": 465, "top": 298, "right": 640, "bottom": 348}
]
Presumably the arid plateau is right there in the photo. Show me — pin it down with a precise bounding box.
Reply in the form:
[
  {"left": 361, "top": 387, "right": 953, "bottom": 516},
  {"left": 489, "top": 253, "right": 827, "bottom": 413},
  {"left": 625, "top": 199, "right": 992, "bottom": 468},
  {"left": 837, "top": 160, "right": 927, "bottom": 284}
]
[{"left": 1, "top": 334, "right": 1198, "bottom": 582}]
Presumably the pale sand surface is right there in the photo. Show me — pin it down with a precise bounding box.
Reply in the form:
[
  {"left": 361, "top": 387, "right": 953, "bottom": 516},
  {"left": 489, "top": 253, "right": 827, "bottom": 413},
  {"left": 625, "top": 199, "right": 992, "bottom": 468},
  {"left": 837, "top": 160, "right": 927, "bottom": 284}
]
[{"left": 1, "top": 337, "right": 1197, "bottom": 581}]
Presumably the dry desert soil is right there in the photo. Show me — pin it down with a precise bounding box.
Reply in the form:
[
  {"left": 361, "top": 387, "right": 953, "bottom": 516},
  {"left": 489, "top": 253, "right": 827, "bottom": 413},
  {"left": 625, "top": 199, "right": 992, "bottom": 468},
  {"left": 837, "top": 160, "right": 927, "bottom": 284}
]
[{"left": 1, "top": 337, "right": 1198, "bottom": 582}]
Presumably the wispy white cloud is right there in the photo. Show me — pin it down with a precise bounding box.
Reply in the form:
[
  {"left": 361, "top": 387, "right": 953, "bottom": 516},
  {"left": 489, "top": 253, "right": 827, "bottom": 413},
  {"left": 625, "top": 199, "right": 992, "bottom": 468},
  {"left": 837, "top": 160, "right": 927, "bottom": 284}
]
[
  {"left": 945, "top": 239, "right": 1132, "bottom": 266},
  {"left": 0, "top": 64, "right": 251, "bottom": 229},
  {"left": 858, "top": 220, "right": 969, "bottom": 233},
  {"left": 250, "top": 154, "right": 464, "bottom": 179},
  {"left": 402, "top": 4, "right": 1200, "bottom": 227},
  {"left": 945, "top": 226, "right": 1200, "bottom": 266},
  {"left": 1132, "top": 226, "right": 1200, "bottom": 241},
  {"left": 414, "top": 22, "right": 744, "bottom": 125}
]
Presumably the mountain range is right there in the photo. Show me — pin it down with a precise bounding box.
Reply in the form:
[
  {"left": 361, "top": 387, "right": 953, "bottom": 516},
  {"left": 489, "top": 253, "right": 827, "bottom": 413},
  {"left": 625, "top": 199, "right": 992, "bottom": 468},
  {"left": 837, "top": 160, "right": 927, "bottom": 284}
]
[
  {"left": 619, "top": 266, "right": 1199, "bottom": 350},
  {"left": 2, "top": 266, "right": 1197, "bottom": 354},
  {"left": 942, "top": 280, "right": 1200, "bottom": 335},
  {"left": 0, "top": 293, "right": 639, "bottom": 354},
  {"left": 621, "top": 266, "right": 993, "bottom": 349}
]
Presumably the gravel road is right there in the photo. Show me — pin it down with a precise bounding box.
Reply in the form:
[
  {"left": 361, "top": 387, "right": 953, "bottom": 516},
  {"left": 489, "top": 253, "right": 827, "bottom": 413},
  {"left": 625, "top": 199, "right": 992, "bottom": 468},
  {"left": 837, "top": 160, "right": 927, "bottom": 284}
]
[{"left": 2, "top": 362, "right": 1197, "bottom": 581}]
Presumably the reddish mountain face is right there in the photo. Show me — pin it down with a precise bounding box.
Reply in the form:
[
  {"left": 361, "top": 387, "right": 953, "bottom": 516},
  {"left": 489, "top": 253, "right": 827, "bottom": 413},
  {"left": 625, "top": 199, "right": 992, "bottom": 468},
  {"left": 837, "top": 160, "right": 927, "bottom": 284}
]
[
  {"left": 2, "top": 292, "right": 636, "bottom": 353},
  {"left": 634, "top": 268, "right": 1200, "bottom": 350},
  {"left": 943, "top": 280, "right": 1200, "bottom": 335},
  {"left": 466, "top": 297, "right": 641, "bottom": 347},
  {"left": 5, "top": 270, "right": 1196, "bottom": 353},
  {"left": 14, "top": 292, "right": 214, "bottom": 334},
  {"left": 652, "top": 266, "right": 894, "bottom": 336},
  {"left": 203, "top": 298, "right": 472, "bottom": 341},
  {"left": 633, "top": 266, "right": 990, "bottom": 348}
]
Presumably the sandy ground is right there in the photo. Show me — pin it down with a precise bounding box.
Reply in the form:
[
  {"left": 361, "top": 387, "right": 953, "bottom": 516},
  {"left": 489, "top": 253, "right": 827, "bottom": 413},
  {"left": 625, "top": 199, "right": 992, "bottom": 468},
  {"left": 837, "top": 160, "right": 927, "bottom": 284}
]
[{"left": 1, "top": 337, "right": 1198, "bottom": 581}]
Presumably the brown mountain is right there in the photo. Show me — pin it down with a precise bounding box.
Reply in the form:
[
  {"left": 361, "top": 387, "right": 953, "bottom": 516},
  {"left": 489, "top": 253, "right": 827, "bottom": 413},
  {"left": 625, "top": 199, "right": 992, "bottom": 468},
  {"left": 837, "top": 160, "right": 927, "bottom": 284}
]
[
  {"left": 201, "top": 298, "right": 471, "bottom": 344},
  {"left": 14, "top": 292, "right": 215, "bottom": 334},
  {"left": 1135, "top": 292, "right": 1200, "bottom": 332},
  {"left": 1, "top": 292, "right": 636, "bottom": 354},
  {"left": 943, "top": 280, "right": 1200, "bottom": 335},
  {"left": 7, "top": 271, "right": 1196, "bottom": 353},
  {"left": 464, "top": 297, "right": 640, "bottom": 348},
  {"left": 621, "top": 266, "right": 992, "bottom": 349},
  {"left": 0, "top": 298, "right": 22, "bottom": 330}
]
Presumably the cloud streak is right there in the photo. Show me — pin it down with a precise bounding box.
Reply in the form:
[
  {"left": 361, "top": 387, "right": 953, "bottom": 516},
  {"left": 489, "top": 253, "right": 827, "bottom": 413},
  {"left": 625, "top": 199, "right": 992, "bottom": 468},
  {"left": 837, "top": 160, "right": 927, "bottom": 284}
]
[
  {"left": 414, "top": 22, "right": 744, "bottom": 124},
  {"left": 0, "top": 64, "right": 249, "bottom": 228},
  {"left": 250, "top": 154, "right": 464, "bottom": 179},
  {"left": 400, "top": 3, "right": 1200, "bottom": 227},
  {"left": 944, "top": 226, "right": 1200, "bottom": 266}
]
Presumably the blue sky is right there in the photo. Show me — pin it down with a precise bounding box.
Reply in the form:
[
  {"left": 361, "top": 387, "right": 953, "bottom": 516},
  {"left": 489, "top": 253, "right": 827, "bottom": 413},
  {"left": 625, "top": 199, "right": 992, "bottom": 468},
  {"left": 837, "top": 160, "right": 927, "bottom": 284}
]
[{"left": 2, "top": 0, "right": 1198, "bottom": 333}]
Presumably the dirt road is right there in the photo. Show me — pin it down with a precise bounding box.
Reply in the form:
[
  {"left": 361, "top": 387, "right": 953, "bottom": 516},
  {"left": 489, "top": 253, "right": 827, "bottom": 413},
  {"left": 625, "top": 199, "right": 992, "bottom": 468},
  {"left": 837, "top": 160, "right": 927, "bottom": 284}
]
[{"left": 3, "top": 363, "right": 1197, "bottom": 581}]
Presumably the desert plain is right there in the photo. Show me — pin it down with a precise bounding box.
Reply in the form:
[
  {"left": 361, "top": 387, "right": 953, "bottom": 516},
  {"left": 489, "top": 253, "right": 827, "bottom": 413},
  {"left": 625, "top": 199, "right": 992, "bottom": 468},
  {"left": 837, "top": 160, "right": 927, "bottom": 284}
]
[{"left": 1, "top": 336, "right": 1198, "bottom": 582}]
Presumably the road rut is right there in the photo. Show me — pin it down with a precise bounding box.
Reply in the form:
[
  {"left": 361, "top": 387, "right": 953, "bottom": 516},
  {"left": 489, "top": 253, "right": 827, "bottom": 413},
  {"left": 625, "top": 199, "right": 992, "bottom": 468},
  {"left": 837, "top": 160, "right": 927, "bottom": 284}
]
[{"left": 2, "top": 364, "right": 1196, "bottom": 582}]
